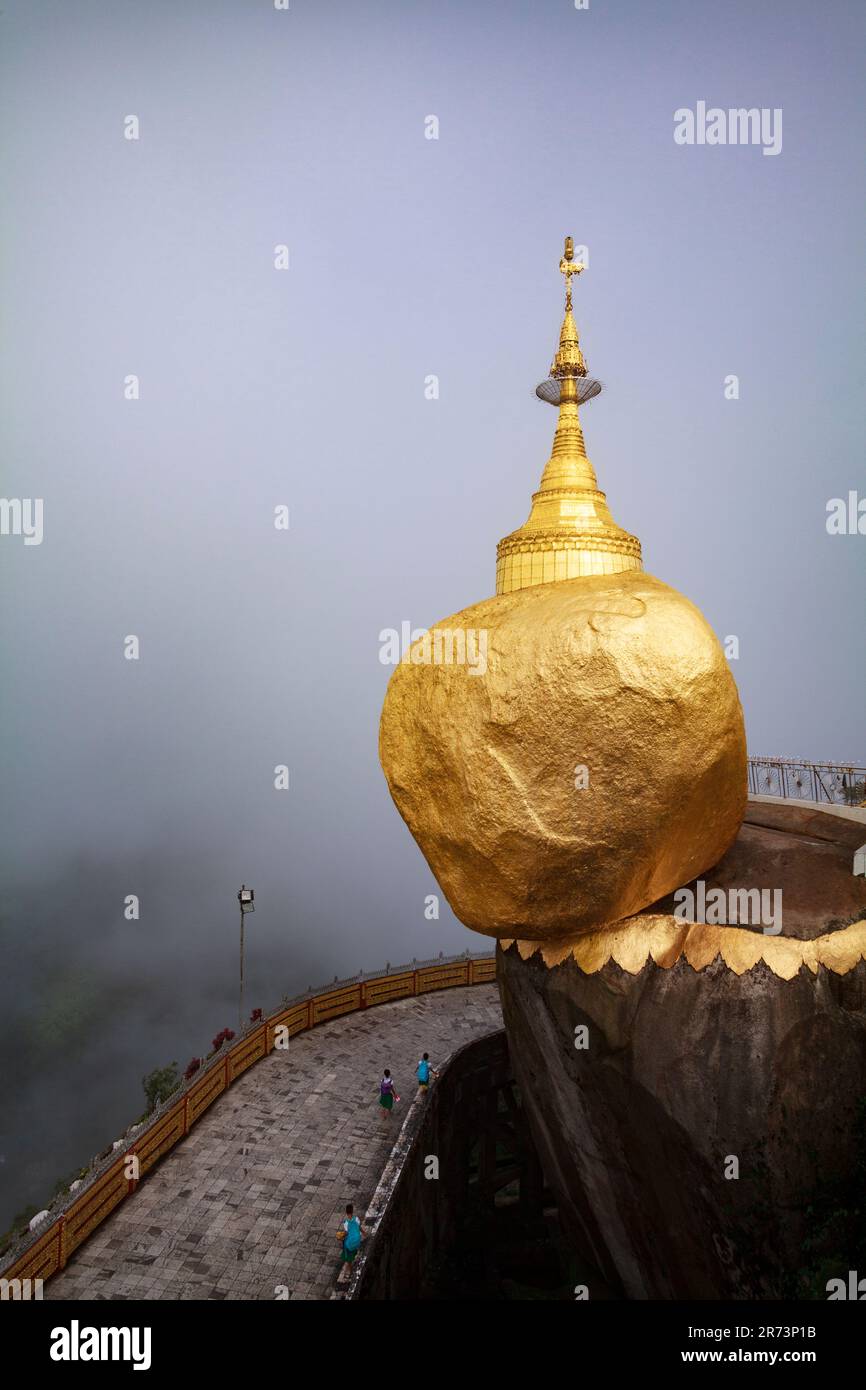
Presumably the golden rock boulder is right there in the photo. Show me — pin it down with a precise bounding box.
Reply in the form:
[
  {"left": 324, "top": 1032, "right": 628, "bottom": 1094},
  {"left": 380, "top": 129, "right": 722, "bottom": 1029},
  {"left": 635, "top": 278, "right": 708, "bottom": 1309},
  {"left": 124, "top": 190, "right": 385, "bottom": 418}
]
[
  {"left": 379, "top": 569, "right": 746, "bottom": 941},
  {"left": 380, "top": 239, "right": 747, "bottom": 942}
]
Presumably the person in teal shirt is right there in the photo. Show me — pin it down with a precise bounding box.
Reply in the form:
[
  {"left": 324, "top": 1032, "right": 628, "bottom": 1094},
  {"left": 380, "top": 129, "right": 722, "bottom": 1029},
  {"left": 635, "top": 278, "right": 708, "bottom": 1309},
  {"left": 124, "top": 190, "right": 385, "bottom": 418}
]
[
  {"left": 416, "top": 1052, "right": 438, "bottom": 1091},
  {"left": 338, "top": 1204, "right": 365, "bottom": 1265}
]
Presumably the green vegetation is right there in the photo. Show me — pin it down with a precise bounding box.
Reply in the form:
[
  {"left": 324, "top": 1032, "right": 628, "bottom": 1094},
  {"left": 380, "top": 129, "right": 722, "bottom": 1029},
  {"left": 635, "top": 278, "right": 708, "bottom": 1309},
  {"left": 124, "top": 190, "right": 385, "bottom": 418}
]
[
  {"left": 842, "top": 778, "right": 866, "bottom": 806},
  {"left": 141, "top": 1062, "right": 180, "bottom": 1115}
]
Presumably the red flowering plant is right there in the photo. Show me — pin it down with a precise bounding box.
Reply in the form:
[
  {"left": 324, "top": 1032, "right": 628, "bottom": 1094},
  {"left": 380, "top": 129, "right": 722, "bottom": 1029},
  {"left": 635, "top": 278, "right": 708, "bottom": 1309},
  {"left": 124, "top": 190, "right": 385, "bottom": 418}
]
[
  {"left": 211, "top": 1027, "right": 236, "bottom": 1052},
  {"left": 249, "top": 1008, "right": 263, "bottom": 1023},
  {"left": 184, "top": 1057, "right": 202, "bottom": 1081}
]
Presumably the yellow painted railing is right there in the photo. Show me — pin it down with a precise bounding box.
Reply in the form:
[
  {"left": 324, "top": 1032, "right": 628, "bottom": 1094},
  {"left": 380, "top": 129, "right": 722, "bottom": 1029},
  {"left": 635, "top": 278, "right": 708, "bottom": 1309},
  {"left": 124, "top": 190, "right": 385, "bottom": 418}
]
[{"left": 0, "top": 953, "right": 496, "bottom": 1289}]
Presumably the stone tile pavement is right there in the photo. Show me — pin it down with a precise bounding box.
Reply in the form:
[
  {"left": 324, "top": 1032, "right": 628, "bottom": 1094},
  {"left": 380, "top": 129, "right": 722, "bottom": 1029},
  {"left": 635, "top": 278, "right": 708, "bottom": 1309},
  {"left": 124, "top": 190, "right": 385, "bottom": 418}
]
[{"left": 45, "top": 984, "right": 502, "bottom": 1301}]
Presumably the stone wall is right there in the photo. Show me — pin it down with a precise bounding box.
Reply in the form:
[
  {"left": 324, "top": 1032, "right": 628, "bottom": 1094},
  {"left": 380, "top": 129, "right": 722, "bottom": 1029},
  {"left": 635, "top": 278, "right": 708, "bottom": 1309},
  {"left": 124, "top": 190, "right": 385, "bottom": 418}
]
[
  {"left": 495, "top": 798, "right": 866, "bottom": 1300},
  {"left": 498, "top": 942, "right": 866, "bottom": 1299},
  {"left": 349, "top": 1030, "right": 512, "bottom": 1300}
]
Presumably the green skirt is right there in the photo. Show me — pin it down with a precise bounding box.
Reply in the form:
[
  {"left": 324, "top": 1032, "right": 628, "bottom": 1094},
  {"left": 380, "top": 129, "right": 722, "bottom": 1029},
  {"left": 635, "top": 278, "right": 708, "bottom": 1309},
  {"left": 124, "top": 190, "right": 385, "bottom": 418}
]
[{"left": 379, "top": 1092, "right": 394, "bottom": 1110}]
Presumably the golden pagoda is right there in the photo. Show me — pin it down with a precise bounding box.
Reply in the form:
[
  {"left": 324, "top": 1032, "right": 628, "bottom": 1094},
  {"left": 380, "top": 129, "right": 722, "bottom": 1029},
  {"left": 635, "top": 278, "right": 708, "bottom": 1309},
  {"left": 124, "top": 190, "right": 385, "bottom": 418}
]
[
  {"left": 495, "top": 237, "right": 642, "bottom": 594},
  {"left": 380, "top": 235, "right": 746, "bottom": 945}
]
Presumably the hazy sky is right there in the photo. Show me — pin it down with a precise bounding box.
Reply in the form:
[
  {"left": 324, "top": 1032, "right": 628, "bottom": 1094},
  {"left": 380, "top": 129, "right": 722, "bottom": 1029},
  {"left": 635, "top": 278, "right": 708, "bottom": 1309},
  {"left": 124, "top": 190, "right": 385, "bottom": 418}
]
[{"left": 1, "top": 0, "right": 864, "bottom": 1225}]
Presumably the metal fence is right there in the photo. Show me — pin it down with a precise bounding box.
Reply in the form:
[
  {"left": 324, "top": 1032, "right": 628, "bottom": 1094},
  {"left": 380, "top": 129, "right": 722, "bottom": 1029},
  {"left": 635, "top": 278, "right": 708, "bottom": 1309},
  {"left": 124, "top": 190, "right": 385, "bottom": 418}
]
[{"left": 748, "top": 757, "right": 866, "bottom": 806}]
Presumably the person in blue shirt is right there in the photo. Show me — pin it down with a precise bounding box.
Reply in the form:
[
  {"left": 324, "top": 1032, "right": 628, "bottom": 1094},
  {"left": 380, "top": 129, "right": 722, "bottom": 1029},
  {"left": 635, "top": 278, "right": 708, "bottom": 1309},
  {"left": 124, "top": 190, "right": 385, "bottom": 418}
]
[
  {"left": 416, "top": 1052, "right": 439, "bottom": 1091},
  {"left": 337, "top": 1203, "right": 365, "bottom": 1267}
]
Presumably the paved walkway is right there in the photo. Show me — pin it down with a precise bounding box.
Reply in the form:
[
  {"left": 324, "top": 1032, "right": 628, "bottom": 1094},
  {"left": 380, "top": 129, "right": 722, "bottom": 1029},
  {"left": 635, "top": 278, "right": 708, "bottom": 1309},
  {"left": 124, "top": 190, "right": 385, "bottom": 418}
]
[{"left": 46, "top": 984, "right": 502, "bottom": 1301}]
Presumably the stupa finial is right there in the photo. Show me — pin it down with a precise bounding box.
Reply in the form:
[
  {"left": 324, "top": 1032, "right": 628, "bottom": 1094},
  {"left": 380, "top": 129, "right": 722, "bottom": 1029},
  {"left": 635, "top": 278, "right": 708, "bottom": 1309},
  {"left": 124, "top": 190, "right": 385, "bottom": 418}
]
[
  {"left": 559, "top": 235, "right": 584, "bottom": 314},
  {"left": 494, "top": 237, "right": 643, "bottom": 595},
  {"left": 551, "top": 237, "right": 588, "bottom": 380}
]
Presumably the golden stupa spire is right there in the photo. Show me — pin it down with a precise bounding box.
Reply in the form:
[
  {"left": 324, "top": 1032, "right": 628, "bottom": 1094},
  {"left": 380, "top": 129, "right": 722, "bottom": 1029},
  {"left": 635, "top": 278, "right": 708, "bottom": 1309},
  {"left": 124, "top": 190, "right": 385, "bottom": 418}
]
[{"left": 495, "top": 238, "right": 642, "bottom": 594}]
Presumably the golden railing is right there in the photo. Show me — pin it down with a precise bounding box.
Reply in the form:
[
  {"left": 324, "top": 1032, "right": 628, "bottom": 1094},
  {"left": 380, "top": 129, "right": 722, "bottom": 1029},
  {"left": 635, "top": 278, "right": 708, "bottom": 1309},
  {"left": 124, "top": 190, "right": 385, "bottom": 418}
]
[{"left": 0, "top": 952, "right": 496, "bottom": 1291}]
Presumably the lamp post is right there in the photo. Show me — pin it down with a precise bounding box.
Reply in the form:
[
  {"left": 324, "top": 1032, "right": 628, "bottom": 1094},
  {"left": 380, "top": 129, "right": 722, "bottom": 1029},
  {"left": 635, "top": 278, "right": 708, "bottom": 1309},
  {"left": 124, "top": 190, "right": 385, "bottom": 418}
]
[{"left": 238, "top": 885, "right": 255, "bottom": 1030}]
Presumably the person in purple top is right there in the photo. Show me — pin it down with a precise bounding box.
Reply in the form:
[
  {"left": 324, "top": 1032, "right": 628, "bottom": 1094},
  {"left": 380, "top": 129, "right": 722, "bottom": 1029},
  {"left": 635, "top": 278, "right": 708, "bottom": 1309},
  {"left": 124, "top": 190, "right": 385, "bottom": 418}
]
[{"left": 378, "top": 1068, "right": 399, "bottom": 1117}]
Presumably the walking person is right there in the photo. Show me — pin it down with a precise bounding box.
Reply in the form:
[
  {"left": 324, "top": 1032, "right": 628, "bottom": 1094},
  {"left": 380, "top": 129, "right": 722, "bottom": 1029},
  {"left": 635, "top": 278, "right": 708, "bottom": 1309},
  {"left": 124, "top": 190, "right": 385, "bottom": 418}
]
[
  {"left": 416, "top": 1052, "right": 439, "bottom": 1091},
  {"left": 336, "top": 1203, "right": 365, "bottom": 1280},
  {"left": 378, "top": 1067, "right": 399, "bottom": 1118}
]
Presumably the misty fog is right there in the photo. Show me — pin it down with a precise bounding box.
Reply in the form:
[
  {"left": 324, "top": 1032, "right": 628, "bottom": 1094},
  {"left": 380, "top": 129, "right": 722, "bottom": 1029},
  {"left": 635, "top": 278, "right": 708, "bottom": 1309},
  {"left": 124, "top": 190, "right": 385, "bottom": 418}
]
[{"left": 2, "top": 0, "right": 864, "bottom": 1230}]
